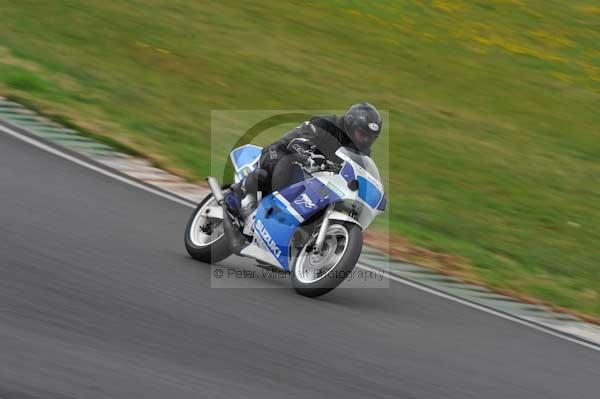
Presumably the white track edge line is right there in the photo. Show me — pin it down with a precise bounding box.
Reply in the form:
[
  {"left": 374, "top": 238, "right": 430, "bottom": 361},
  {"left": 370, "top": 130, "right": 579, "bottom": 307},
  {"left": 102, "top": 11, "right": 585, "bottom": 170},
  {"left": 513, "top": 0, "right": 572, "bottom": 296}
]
[
  {"left": 0, "top": 124, "right": 195, "bottom": 208},
  {"left": 357, "top": 262, "right": 600, "bottom": 352},
  {"left": 2, "top": 123, "right": 598, "bottom": 353}
]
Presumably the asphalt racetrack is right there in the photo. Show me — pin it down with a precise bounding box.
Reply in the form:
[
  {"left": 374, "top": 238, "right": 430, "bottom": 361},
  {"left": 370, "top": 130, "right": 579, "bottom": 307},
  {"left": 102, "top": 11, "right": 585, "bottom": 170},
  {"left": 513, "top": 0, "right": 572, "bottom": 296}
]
[{"left": 0, "top": 129, "right": 598, "bottom": 398}]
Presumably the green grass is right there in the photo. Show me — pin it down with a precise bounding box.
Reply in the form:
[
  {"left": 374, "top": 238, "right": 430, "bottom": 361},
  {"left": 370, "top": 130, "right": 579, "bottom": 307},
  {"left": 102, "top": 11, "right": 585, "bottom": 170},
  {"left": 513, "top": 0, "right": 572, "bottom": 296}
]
[{"left": 1, "top": 0, "right": 599, "bottom": 319}]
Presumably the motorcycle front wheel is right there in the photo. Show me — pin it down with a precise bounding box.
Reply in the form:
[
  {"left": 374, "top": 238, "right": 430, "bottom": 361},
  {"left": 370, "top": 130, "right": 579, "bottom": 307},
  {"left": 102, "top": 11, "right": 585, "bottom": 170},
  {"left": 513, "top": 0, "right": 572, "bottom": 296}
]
[{"left": 291, "top": 222, "right": 363, "bottom": 297}]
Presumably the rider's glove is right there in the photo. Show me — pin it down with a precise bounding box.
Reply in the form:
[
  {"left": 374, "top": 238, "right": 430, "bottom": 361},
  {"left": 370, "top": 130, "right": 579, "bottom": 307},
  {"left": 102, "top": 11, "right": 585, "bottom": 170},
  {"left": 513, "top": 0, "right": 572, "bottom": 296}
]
[
  {"left": 307, "top": 154, "right": 326, "bottom": 169},
  {"left": 325, "top": 160, "right": 342, "bottom": 173}
]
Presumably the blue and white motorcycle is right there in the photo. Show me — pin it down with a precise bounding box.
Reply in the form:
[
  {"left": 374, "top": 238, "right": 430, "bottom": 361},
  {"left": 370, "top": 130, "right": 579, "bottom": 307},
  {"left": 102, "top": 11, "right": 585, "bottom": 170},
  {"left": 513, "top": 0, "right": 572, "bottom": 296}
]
[{"left": 185, "top": 144, "right": 386, "bottom": 297}]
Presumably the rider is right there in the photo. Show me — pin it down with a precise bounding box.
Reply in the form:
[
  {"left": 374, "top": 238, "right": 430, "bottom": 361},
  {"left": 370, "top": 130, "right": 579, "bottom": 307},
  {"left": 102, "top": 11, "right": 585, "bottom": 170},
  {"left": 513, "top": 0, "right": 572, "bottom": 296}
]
[{"left": 226, "top": 102, "right": 383, "bottom": 219}]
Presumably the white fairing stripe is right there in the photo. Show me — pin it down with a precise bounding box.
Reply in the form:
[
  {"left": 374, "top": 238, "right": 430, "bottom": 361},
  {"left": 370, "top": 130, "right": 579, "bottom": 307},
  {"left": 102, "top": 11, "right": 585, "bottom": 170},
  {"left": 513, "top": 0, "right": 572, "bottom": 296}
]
[
  {"left": 273, "top": 191, "right": 304, "bottom": 222},
  {"left": 240, "top": 240, "right": 282, "bottom": 268}
]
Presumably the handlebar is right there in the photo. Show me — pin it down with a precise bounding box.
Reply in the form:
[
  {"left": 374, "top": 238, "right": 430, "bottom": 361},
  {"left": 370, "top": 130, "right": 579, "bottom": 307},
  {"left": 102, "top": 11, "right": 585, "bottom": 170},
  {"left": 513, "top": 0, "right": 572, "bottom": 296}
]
[{"left": 293, "top": 155, "right": 342, "bottom": 174}]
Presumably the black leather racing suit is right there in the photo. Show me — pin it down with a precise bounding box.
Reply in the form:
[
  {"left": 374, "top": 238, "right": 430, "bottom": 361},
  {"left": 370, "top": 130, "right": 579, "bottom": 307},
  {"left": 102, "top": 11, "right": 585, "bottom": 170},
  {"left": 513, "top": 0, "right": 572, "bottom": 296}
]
[{"left": 236, "top": 115, "right": 364, "bottom": 197}]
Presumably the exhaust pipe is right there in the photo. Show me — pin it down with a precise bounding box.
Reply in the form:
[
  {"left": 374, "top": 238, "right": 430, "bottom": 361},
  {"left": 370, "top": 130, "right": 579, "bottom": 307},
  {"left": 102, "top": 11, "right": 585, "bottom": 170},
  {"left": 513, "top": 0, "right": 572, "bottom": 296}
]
[{"left": 206, "top": 177, "right": 248, "bottom": 254}]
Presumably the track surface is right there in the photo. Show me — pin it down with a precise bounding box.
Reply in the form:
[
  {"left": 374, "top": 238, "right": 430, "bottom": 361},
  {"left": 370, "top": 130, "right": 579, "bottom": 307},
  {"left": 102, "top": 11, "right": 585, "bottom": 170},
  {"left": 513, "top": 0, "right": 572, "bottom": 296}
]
[{"left": 0, "top": 131, "right": 598, "bottom": 399}]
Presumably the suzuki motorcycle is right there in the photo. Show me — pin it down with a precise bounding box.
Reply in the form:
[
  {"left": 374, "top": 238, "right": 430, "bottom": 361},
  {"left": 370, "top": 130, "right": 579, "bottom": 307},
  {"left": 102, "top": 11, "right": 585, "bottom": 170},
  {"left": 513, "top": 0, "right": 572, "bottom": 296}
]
[{"left": 185, "top": 144, "right": 386, "bottom": 297}]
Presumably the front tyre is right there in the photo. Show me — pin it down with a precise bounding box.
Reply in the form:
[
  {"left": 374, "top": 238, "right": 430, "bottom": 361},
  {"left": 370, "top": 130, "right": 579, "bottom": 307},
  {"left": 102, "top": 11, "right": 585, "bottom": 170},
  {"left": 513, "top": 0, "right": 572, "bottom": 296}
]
[
  {"left": 185, "top": 192, "right": 231, "bottom": 263},
  {"left": 291, "top": 222, "right": 363, "bottom": 297}
]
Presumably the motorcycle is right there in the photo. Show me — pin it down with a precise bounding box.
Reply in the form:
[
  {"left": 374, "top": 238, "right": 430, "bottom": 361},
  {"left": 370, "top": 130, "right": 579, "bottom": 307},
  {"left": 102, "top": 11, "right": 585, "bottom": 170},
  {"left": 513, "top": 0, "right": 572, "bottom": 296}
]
[{"left": 185, "top": 144, "right": 386, "bottom": 297}]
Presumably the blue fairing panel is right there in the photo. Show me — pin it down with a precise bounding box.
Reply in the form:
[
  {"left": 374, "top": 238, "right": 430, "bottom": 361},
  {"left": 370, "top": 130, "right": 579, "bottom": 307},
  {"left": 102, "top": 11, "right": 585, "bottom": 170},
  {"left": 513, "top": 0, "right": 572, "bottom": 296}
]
[
  {"left": 253, "top": 195, "right": 300, "bottom": 270},
  {"left": 340, "top": 162, "right": 355, "bottom": 183},
  {"left": 279, "top": 178, "right": 341, "bottom": 221},
  {"left": 376, "top": 193, "right": 387, "bottom": 211},
  {"left": 254, "top": 178, "right": 341, "bottom": 270},
  {"left": 357, "top": 176, "right": 382, "bottom": 209}
]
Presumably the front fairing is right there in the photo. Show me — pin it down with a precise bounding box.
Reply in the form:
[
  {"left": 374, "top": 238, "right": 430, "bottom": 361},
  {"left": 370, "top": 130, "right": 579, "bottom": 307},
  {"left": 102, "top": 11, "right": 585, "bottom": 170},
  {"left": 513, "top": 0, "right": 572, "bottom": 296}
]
[
  {"left": 248, "top": 146, "right": 385, "bottom": 270},
  {"left": 329, "top": 147, "right": 386, "bottom": 222},
  {"left": 335, "top": 146, "right": 382, "bottom": 182},
  {"left": 275, "top": 146, "right": 385, "bottom": 230}
]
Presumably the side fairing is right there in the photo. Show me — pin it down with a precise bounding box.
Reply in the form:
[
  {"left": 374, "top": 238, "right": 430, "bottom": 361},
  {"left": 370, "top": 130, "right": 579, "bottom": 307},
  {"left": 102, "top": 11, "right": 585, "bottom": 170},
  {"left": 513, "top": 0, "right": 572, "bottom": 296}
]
[{"left": 252, "top": 178, "right": 340, "bottom": 270}]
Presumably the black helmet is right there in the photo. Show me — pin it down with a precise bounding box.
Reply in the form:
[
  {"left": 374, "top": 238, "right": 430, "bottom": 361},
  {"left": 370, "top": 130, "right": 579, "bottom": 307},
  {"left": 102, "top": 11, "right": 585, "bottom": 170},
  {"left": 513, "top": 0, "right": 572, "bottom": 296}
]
[{"left": 342, "top": 102, "right": 382, "bottom": 153}]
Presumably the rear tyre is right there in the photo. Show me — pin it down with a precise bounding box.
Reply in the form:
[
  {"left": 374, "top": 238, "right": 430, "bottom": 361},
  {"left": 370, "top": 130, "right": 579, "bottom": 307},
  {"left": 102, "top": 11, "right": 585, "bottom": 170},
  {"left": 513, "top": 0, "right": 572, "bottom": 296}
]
[
  {"left": 185, "top": 192, "right": 231, "bottom": 263},
  {"left": 291, "top": 222, "right": 362, "bottom": 297}
]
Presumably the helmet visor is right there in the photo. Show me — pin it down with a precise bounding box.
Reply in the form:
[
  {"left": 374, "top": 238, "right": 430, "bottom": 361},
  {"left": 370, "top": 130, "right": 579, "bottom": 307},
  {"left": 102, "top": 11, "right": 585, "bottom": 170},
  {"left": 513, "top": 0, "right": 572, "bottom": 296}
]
[{"left": 352, "top": 127, "right": 378, "bottom": 152}]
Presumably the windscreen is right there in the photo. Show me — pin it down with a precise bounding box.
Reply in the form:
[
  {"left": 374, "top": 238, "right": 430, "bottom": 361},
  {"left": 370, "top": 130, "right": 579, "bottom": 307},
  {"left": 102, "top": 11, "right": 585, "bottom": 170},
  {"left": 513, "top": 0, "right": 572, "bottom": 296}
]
[{"left": 337, "top": 146, "right": 381, "bottom": 181}]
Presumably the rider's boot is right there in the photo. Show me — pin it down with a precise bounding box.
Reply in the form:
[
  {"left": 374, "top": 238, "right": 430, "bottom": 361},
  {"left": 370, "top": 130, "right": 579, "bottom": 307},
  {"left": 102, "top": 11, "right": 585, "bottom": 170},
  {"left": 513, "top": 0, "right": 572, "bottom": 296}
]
[
  {"left": 226, "top": 168, "right": 266, "bottom": 221},
  {"left": 226, "top": 180, "right": 257, "bottom": 222},
  {"left": 224, "top": 191, "right": 241, "bottom": 217}
]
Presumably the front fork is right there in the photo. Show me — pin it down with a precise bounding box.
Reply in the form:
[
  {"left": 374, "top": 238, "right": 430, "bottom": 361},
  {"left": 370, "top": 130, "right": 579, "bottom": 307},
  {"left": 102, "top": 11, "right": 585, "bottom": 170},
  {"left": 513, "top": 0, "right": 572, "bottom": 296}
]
[{"left": 313, "top": 203, "right": 335, "bottom": 253}]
